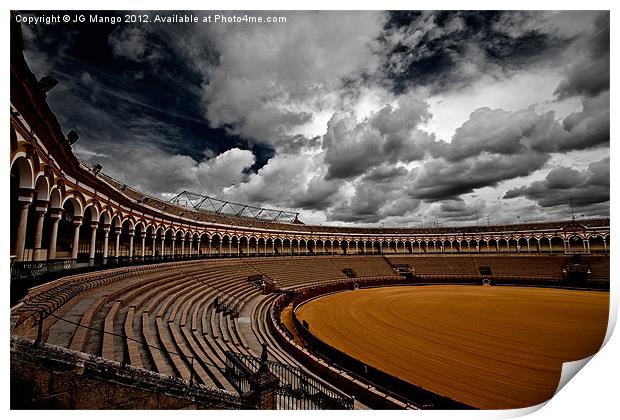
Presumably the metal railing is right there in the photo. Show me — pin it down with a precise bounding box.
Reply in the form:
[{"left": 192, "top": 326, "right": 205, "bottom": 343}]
[
  {"left": 10, "top": 259, "right": 77, "bottom": 281},
  {"left": 224, "top": 351, "right": 354, "bottom": 410}
]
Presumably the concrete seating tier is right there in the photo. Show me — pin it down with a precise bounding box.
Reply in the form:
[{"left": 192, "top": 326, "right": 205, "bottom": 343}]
[
  {"left": 12, "top": 254, "right": 609, "bottom": 400},
  {"left": 387, "top": 255, "right": 480, "bottom": 276},
  {"left": 329, "top": 256, "right": 395, "bottom": 277},
  {"left": 248, "top": 257, "right": 347, "bottom": 290}
]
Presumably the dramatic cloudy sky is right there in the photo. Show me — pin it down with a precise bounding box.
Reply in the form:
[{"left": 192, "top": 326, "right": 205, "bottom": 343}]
[{"left": 19, "top": 10, "right": 609, "bottom": 226}]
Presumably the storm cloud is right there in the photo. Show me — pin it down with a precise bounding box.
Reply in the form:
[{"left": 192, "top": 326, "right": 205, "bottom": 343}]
[
  {"left": 323, "top": 95, "right": 434, "bottom": 179},
  {"left": 19, "top": 10, "right": 610, "bottom": 226},
  {"left": 503, "top": 157, "right": 609, "bottom": 212}
]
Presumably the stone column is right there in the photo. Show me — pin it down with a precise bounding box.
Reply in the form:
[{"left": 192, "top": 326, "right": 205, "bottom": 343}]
[
  {"left": 102, "top": 225, "right": 110, "bottom": 260},
  {"left": 172, "top": 239, "right": 176, "bottom": 256},
  {"left": 563, "top": 240, "right": 569, "bottom": 254},
  {"left": 114, "top": 227, "right": 121, "bottom": 258},
  {"left": 14, "top": 189, "right": 34, "bottom": 261},
  {"left": 151, "top": 234, "right": 156, "bottom": 257},
  {"left": 32, "top": 200, "right": 49, "bottom": 261},
  {"left": 71, "top": 216, "right": 83, "bottom": 260},
  {"left": 47, "top": 209, "right": 62, "bottom": 260},
  {"left": 181, "top": 239, "right": 185, "bottom": 256},
  {"left": 128, "top": 229, "right": 134, "bottom": 258},
  {"left": 584, "top": 239, "right": 590, "bottom": 254},
  {"left": 160, "top": 238, "right": 165, "bottom": 256},
  {"left": 140, "top": 233, "right": 146, "bottom": 258},
  {"left": 88, "top": 221, "right": 98, "bottom": 262}
]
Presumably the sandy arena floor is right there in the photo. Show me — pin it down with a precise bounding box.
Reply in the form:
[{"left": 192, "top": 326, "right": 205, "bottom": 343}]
[{"left": 296, "top": 285, "right": 609, "bottom": 409}]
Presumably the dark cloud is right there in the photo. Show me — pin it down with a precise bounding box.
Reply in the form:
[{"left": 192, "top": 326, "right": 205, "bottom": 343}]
[
  {"left": 291, "top": 177, "right": 343, "bottom": 211},
  {"left": 408, "top": 96, "right": 607, "bottom": 204},
  {"left": 554, "top": 12, "right": 609, "bottom": 99},
  {"left": 433, "top": 200, "right": 488, "bottom": 223},
  {"left": 361, "top": 164, "right": 408, "bottom": 182},
  {"left": 323, "top": 95, "right": 434, "bottom": 179},
  {"left": 327, "top": 164, "right": 420, "bottom": 223},
  {"left": 21, "top": 11, "right": 273, "bottom": 172},
  {"left": 410, "top": 151, "right": 550, "bottom": 201},
  {"left": 198, "top": 11, "right": 385, "bottom": 145},
  {"left": 431, "top": 94, "right": 609, "bottom": 162},
  {"left": 15, "top": 11, "right": 609, "bottom": 226},
  {"left": 232, "top": 152, "right": 342, "bottom": 212},
  {"left": 383, "top": 11, "right": 573, "bottom": 94},
  {"left": 431, "top": 107, "right": 554, "bottom": 161},
  {"left": 558, "top": 91, "right": 610, "bottom": 150},
  {"left": 503, "top": 157, "right": 609, "bottom": 211}
]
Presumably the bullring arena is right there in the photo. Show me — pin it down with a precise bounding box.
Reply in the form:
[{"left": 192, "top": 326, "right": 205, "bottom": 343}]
[
  {"left": 9, "top": 20, "right": 610, "bottom": 410},
  {"left": 296, "top": 285, "right": 609, "bottom": 409}
]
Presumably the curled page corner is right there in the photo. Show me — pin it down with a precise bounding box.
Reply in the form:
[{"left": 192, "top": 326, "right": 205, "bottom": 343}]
[
  {"left": 508, "top": 400, "right": 548, "bottom": 418},
  {"left": 554, "top": 355, "right": 595, "bottom": 396},
  {"left": 497, "top": 356, "right": 597, "bottom": 419}
]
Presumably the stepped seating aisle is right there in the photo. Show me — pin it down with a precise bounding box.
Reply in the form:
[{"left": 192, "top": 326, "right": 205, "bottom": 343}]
[
  {"left": 141, "top": 311, "right": 174, "bottom": 376},
  {"left": 135, "top": 269, "right": 223, "bottom": 378},
  {"left": 68, "top": 295, "right": 107, "bottom": 352},
  {"left": 124, "top": 307, "right": 142, "bottom": 369},
  {"left": 146, "top": 277, "right": 214, "bottom": 379},
  {"left": 102, "top": 300, "right": 121, "bottom": 360},
  {"left": 133, "top": 260, "right": 262, "bottom": 390},
  {"left": 123, "top": 273, "right": 199, "bottom": 370},
  {"left": 251, "top": 294, "right": 302, "bottom": 367},
  {"left": 138, "top": 268, "right": 240, "bottom": 386},
  {"left": 164, "top": 276, "right": 237, "bottom": 389}
]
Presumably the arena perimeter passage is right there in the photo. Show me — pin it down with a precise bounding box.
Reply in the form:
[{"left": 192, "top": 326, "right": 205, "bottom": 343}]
[{"left": 296, "top": 285, "right": 609, "bottom": 409}]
